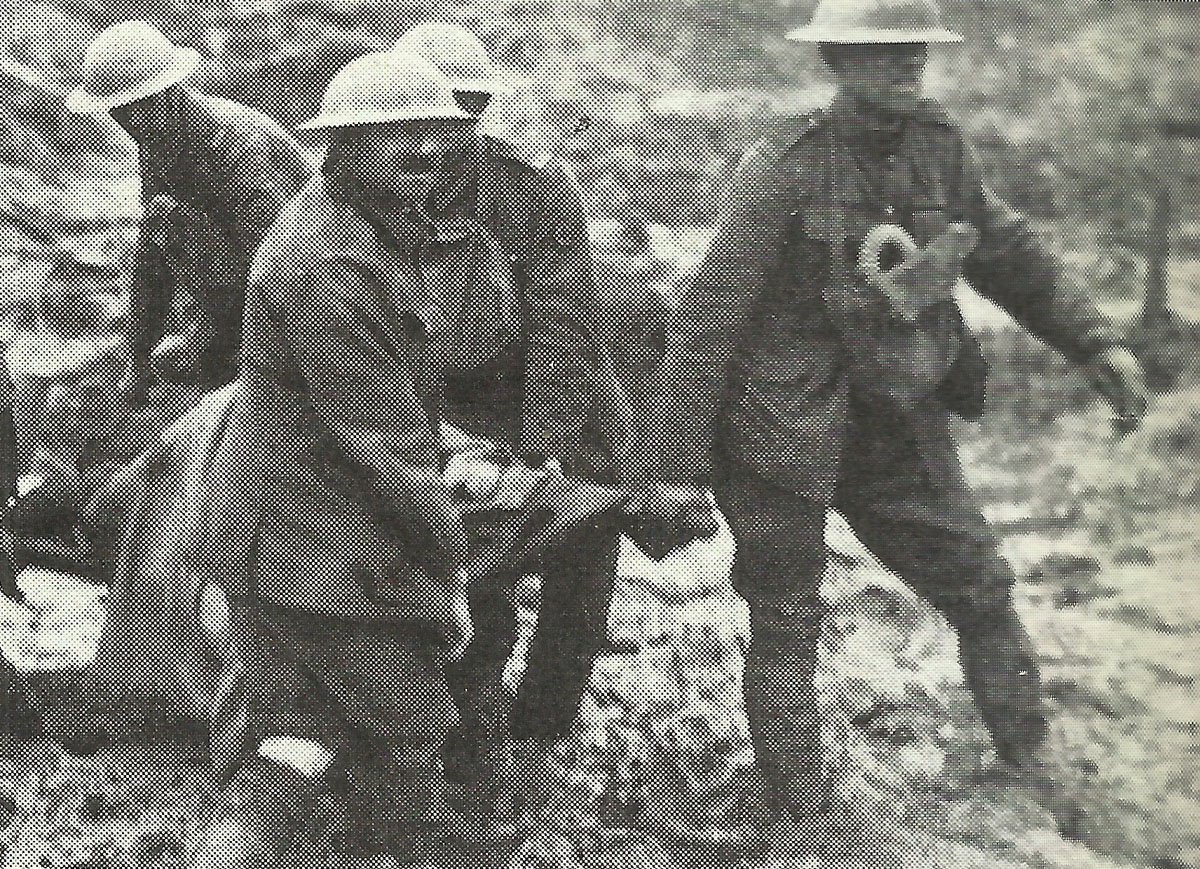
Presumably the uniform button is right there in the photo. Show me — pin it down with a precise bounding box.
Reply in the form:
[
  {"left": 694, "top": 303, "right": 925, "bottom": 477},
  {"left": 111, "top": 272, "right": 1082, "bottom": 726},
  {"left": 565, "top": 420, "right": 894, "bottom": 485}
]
[{"left": 883, "top": 205, "right": 895, "bottom": 216}]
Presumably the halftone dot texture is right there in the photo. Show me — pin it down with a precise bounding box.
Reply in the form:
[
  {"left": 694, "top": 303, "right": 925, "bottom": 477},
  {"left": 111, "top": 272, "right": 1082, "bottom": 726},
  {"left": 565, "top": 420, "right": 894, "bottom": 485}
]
[{"left": 1, "top": 1, "right": 1199, "bottom": 867}]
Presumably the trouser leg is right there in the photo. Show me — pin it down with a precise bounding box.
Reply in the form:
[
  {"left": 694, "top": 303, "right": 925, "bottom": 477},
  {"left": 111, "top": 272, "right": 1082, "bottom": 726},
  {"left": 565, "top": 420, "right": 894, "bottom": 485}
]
[
  {"left": 712, "top": 459, "right": 829, "bottom": 818},
  {"left": 442, "top": 573, "right": 518, "bottom": 796},
  {"left": 838, "top": 503, "right": 1048, "bottom": 762},
  {"left": 511, "top": 509, "right": 621, "bottom": 742},
  {"left": 203, "top": 603, "right": 452, "bottom": 864}
]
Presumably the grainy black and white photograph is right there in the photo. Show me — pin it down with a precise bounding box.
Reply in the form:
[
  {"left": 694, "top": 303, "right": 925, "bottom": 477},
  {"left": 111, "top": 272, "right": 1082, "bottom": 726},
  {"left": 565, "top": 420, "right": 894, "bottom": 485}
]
[{"left": 0, "top": 0, "right": 1196, "bottom": 866}]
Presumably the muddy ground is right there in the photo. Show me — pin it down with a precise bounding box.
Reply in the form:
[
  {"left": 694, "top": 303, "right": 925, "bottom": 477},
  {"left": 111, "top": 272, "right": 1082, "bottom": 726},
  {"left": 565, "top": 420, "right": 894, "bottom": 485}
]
[{"left": 0, "top": 383, "right": 1197, "bottom": 869}]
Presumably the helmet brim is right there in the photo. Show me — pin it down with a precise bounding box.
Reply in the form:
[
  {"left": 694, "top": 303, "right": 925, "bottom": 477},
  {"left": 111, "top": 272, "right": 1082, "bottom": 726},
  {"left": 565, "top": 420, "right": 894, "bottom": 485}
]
[
  {"left": 449, "top": 77, "right": 516, "bottom": 97},
  {"left": 785, "top": 26, "right": 963, "bottom": 43},
  {"left": 296, "top": 108, "right": 476, "bottom": 133},
  {"left": 65, "top": 46, "right": 200, "bottom": 115}
]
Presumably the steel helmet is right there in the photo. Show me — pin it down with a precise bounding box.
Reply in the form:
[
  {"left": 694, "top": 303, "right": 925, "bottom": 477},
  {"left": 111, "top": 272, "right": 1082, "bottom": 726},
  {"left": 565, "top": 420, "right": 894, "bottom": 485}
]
[
  {"left": 296, "top": 51, "right": 473, "bottom": 132},
  {"left": 392, "top": 22, "right": 513, "bottom": 96},
  {"left": 786, "top": 0, "right": 962, "bottom": 44},
  {"left": 66, "top": 21, "right": 200, "bottom": 115}
]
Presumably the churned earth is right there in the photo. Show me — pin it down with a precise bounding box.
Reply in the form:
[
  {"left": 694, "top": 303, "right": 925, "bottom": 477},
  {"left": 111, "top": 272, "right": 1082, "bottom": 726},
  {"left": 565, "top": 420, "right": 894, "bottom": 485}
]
[{"left": 0, "top": 385, "right": 1198, "bottom": 868}]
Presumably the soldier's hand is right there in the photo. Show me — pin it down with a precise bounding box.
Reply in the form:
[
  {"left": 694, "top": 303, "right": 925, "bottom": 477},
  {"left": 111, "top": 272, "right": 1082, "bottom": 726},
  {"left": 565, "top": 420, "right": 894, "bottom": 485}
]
[
  {"left": 444, "top": 452, "right": 504, "bottom": 503},
  {"left": 444, "top": 569, "right": 474, "bottom": 662},
  {"left": 1085, "top": 345, "right": 1150, "bottom": 435}
]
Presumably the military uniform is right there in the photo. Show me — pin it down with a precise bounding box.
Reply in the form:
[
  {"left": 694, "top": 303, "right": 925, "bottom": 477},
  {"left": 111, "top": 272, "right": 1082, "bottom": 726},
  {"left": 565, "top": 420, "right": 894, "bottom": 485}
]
[
  {"left": 186, "top": 114, "right": 622, "bottom": 854},
  {"left": 432, "top": 133, "right": 622, "bottom": 793},
  {"left": 128, "top": 88, "right": 312, "bottom": 390},
  {"left": 660, "top": 95, "right": 1126, "bottom": 814}
]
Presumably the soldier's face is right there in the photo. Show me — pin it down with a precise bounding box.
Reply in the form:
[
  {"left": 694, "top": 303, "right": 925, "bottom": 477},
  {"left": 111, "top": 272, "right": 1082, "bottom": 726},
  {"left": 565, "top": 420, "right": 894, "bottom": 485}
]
[
  {"left": 349, "top": 121, "right": 478, "bottom": 203},
  {"left": 825, "top": 43, "right": 929, "bottom": 115}
]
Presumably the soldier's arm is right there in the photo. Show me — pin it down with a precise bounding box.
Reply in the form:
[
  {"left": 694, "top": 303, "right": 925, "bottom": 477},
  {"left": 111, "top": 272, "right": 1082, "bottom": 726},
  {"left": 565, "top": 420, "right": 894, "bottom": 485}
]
[
  {"left": 958, "top": 138, "right": 1122, "bottom": 365},
  {"left": 519, "top": 156, "right": 606, "bottom": 476},
  {"left": 654, "top": 142, "right": 791, "bottom": 484},
  {"left": 278, "top": 263, "right": 468, "bottom": 577},
  {"left": 124, "top": 176, "right": 171, "bottom": 405}
]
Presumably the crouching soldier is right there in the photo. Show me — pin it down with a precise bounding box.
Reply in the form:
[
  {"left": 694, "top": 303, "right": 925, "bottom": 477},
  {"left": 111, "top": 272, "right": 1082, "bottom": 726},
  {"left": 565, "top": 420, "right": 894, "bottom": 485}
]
[
  {"left": 67, "top": 21, "right": 312, "bottom": 398},
  {"left": 657, "top": 0, "right": 1151, "bottom": 858},
  {"left": 180, "top": 51, "right": 688, "bottom": 865}
]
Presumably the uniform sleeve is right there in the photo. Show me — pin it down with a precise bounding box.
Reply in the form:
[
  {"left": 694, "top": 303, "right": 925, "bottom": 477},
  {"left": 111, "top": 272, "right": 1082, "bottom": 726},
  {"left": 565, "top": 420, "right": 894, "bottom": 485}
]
[
  {"left": 127, "top": 171, "right": 173, "bottom": 390},
  {"left": 653, "top": 142, "right": 793, "bottom": 484},
  {"left": 215, "top": 131, "right": 313, "bottom": 261},
  {"left": 279, "top": 263, "right": 467, "bottom": 576},
  {"left": 518, "top": 156, "right": 607, "bottom": 476},
  {"left": 958, "top": 138, "right": 1122, "bottom": 365}
]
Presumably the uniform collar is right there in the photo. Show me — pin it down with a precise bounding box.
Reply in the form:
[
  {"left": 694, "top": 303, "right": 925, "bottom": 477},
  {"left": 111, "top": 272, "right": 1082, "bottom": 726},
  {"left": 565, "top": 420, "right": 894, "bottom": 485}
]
[{"left": 830, "top": 92, "right": 908, "bottom": 159}]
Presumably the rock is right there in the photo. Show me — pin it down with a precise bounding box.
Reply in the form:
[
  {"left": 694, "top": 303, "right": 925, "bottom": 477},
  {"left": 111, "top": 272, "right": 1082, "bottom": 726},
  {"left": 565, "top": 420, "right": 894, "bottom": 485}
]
[
  {"left": 0, "top": 789, "right": 16, "bottom": 830},
  {"left": 605, "top": 581, "right": 671, "bottom": 650},
  {"left": 825, "top": 584, "right": 923, "bottom": 656},
  {"left": 580, "top": 831, "right": 673, "bottom": 869},
  {"left": 616, "top": 519, "right": 733, "bottom": 604},
  {"left": 588, "top": 648, "right": 682, "bottom": 717}
]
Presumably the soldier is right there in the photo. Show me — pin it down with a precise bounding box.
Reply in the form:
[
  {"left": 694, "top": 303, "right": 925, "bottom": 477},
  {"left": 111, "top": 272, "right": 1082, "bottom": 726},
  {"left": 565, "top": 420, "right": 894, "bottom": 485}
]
[
  {"left": 388, "top": 22, "right": 656, "bottom": 822},
  {"left": 181, "top": 53, "right": 474, "bottom": 867},
  {"left": 181, "top": 50, "right": 690, "bottom": 865},
  {"left": 67, "top": 21, "right": 312, "bottom": 397},
  {"left": 657, "top": 0, "right": 1151, "bottom": 856}
]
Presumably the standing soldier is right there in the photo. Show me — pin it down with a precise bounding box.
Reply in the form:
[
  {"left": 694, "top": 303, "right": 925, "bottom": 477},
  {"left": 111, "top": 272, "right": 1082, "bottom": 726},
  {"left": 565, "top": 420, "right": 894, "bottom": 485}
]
[
  {"left": 184, "top": 53, "right": 476, "bottom": 868},
  {"left": 657, "top": 0, "right": 1151, "bottom": 856},
  {"left": 389, "top": 22, "right": 656, "bottom": 824},
  {"left": 66, "top": 21, "right": 312, "bottom": 398}
]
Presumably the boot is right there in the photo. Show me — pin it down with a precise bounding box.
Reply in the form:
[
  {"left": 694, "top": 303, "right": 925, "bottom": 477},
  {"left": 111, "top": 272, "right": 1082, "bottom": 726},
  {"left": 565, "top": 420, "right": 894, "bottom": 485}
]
[{"left": 441, "top": 679, "right": 520, "bottom": 848}]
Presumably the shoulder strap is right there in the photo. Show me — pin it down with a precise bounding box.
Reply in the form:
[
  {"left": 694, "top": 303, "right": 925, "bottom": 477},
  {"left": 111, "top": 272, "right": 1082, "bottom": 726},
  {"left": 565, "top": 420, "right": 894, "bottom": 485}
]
[{"left": 475, "top": 140, "right": 504, "bottom": 228}]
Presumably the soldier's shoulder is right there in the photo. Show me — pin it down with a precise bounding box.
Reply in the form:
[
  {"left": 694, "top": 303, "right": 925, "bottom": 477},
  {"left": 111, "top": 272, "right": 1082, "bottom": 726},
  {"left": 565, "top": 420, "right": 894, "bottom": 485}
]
[
  {"left": 485, "top": 136, "right": 584, "bottom": 203},
  {"left": 774, "top": 107, "right": 828, "bottom": 146},
  {"left": 198, "top": 92, "right": 300, "bottom": 153},
  {"left": 482, "top": 134, "right": 531, "bottom": 166},
  {"left": 752, "top": 108, "right": 828, "bottom": 160},
  {"left": 493, "top": 137, "right": 581, "bottom": 185},
  {"left": 729, "top": 109, "right": 827, "bottom": 193},
  {"left": 736, "top": 109, "right": 827, "bottom": 175},
  {"left": 480, "top": 135, "right": 545, "bottom": 182}
]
